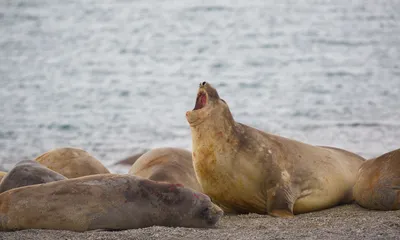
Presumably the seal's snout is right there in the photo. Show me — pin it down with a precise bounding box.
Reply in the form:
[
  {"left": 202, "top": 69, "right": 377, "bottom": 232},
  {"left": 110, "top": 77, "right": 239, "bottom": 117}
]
[
  {"left": 187, "top": 82, "right": 223, "bottom": 125},
  {"left": 204, "top": 203, "right": 224, "bottom": 226},
  {"left": 192, "top": 82, "right": 219, "bottom": 111}
]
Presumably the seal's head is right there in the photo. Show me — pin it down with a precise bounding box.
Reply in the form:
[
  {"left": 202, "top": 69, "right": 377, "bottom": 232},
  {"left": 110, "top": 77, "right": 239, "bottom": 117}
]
[
  {"left": 141, "top": 180, "right": 223, "bottom": 228},
  {"left": 184, "top": 191, "right": 224, "bottom": 228},
  {"left": 186, "top": 82, "right": 232, "bottom": 127}
]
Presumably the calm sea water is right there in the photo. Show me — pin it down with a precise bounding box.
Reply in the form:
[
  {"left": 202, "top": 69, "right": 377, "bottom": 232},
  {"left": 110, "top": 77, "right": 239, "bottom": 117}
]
[{"left": 0, "top": 0, "right": 399, "bottom": 173}]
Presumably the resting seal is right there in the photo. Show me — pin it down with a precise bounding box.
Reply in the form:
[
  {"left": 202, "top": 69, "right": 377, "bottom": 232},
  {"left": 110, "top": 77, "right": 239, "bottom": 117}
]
[
  {"left": 0, "top": 160, "right": 66, "bottom": 193},
  {"left": 35, "top": 147, "right": 109, "bottom": 178},
  {"left": 128, "top": 148, "right": 202, "bottom": 192},
  {"left": 114, "top": 151, "right": 146, "bottom": 166},
  {"left": 353, "top": 148, "right": 400, "bottom": 210},
  {"left": 186, "top": 82, "right": 365, "bottom": 217},
  {"left": 0, "top": 174, "right": 223, "bottom": 231}
]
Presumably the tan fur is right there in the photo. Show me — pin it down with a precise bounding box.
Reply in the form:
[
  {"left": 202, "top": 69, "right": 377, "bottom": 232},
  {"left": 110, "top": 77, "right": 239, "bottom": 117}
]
[
  {"left": 128, "top": 148, "right": 202, "bottom": 192},
  {"left": 35, "top": 148, "right": 109, "bottom": 178},
  {"left": 186, "top": 82, "right": 365, "bottom": 217},
  {"left": 353, "top": 148, "right": 400, "bottom": 210},
  {"left": 114, "top": 151, "right": 147, "bottom": 166},
  {"left": 0, "top": 174, "right": 223, "bottom": 231},
  {"left": 0, "top": 172, "right": 6, "bottom": 184}
]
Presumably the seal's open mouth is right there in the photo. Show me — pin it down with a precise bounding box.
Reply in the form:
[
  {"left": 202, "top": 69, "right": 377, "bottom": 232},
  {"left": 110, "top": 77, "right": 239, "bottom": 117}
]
[{"left": 193, "top": 91, "right": 207, "bottom": 110}]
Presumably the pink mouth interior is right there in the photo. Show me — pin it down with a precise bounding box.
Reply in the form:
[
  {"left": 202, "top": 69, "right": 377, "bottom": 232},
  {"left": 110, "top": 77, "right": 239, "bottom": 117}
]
[{"left": 193, "top": 92, "right": 207, "bottom": 110}]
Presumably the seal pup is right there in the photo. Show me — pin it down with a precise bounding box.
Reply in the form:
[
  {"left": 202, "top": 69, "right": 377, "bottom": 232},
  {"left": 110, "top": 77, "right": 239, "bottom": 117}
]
[
  {"left": 128, "top": 148, "right": 202, "bottom": 192},
  {"left": 186, "top": 82, "right": 365, "bottom": 217},
  {"left": 0, "top": 174, "right": 223, "bottom": 231},
  {"left": 35, "top": 147, "right": 110, "bottom": 178},
  {"left": 0, "top": 160, "right": 66, "bottom": 193},
  {"left": 353, "top": 148, "right": 400, "bottom": 210}
]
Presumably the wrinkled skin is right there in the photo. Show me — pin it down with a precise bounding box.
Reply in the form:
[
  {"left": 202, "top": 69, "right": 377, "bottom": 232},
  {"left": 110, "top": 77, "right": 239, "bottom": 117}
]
[
  {"left": 129, "top": 147, "right": 202, "bottom": 192},
  {"left": 35, "top": 147, "right": 110, "bottom": 178},
  {"left": 0, "top": 160, "right": 66, "bottom": 193},
  {"left": 353, "top": 148, "right": 400, "bottom": 210},
  {"left": 0, "top": 174, "right": 223, "bottom": 231},
  {"left": 186, "top": 82, "right": 365, "bottom": 217}
]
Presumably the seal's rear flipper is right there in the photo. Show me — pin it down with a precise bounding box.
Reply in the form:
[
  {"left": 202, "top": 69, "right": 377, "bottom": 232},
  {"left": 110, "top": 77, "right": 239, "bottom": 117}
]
[
  {"left": 269, "top": 209, "right": 294, "bottom": 218},
  {"left": 266, "top": 187, "right": 295, "bottom": 218}
]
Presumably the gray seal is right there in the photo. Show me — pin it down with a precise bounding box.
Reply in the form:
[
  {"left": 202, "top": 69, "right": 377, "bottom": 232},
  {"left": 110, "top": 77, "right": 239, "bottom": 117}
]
[
  {"left": 0, "top": 174, "right": 223, "bottom": 231},
  {"left": 0, "top": 160, "right": 66, "bottom": 193}
]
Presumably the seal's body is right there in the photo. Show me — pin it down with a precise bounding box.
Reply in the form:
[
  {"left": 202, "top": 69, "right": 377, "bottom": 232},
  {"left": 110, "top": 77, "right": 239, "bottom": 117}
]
[
  {"left": 0, "top": 160, "right": 66, "bottom": 193},
  {"left": 353, "top": 148, "right": 400, "bottom": 210},
  {"left": 186, "top": 82, "right": 365, "bottom": 217},
  {"left": 129, "top": 148, "right": 202, "bottom": 192},
  {"left": 35, "top": 148, "right": 109, "bottom": 178},
  {"left": 115, "top": 151, "right": 146, "bottom": 166},
  {"left": 0, "top": 174, "right": 223, "bottom": 231}
]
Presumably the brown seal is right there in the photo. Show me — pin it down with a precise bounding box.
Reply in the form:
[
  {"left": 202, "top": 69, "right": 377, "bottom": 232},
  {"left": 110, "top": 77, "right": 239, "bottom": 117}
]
[
  {"left": 0, "top": 174, "right": 223, "bottom": 231},
  {"left": 353, "top": 148, "right": 400, "bottom": 210},
  {"left": 128, "top": 148, "right": 202, "bottom": 192},
  {"left": 0, "top": 160, "right": 66, "bottom": 193},
  {"left": 186, "top": 82, "right": 365, "bottom": 217},
  {"left": 114, "top": 151, "right": 147, "bottom": 166},
  {"left": 35, "top": 147, "right": 109, "bottom": 178}
]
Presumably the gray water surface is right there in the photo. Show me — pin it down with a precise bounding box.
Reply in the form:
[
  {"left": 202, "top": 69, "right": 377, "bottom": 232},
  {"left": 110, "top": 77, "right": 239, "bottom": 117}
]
[{"left": 0, "top": 0, "right": 399, "bottom": 172}]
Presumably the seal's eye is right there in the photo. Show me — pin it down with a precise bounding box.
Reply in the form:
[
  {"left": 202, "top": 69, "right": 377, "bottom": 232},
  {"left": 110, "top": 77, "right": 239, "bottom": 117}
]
[
  {"left": 201, "top": 81, "right": 206, "bottom": 86},
  {"left": 199, "top": 207, "right": 210, "bottom": 218}
]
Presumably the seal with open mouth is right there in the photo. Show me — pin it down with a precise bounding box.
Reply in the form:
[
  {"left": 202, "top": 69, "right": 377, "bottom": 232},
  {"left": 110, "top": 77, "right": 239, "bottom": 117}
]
[
  {"left": 186, "top": 82, "right": 365, "bottom": 217},
  {"left": 353, "top": 148, "right": 400, "bottom": 210}
]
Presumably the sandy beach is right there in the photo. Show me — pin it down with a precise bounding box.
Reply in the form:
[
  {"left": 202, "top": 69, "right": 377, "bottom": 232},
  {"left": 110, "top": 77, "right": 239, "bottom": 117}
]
[
  {"left": 1, "top": 204, "right": 399, "bottom": 240},
  {"left": 1, "top": 1, "right": 399, "bottom": 239}
]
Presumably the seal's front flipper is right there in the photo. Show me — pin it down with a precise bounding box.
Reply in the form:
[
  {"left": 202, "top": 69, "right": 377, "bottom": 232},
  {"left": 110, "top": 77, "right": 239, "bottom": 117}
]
[{"left": 266, "top": 186, "right": 295, "bottom": 218}]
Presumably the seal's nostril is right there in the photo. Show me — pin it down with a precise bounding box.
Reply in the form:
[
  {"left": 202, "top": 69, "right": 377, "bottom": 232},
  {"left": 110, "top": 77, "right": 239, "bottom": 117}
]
[{"left": 202, "top": 81, "right": 206, "bottom": 86}]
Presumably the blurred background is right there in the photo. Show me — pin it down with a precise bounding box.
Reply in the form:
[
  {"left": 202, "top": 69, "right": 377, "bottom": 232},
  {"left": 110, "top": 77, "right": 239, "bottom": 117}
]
[{"left": 0, "top": 0, "right": 399, "bottom": 173}]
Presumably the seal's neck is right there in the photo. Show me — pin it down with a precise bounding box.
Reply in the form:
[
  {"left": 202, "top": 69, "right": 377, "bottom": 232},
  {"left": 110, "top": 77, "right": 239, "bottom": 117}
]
[{"left": 190, "top": 109, "right": 237, "bottom": 150}]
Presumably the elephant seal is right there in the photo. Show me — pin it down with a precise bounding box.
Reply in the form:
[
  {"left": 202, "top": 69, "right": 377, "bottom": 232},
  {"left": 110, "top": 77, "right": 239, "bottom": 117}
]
[
  {"left": 128, "top": 148, "right": 202, "bottom": 192},
  {"left": 0, "top": 174, "right": 223, "bottom": 231},
  {"left": 186, "top": 82, "right": 365, "bottom": 217},
  {"left": 0, "top": 160, "right": 66, "bottom": 193},
  {"left": 353, "top": 148, "right": 400, "bottom": 210},
  {"left": 35, "top": 147, "right": 110, "bottom": 178},
  {"left": 115, "top": 151, "right": 147, "bottom": 166}
]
